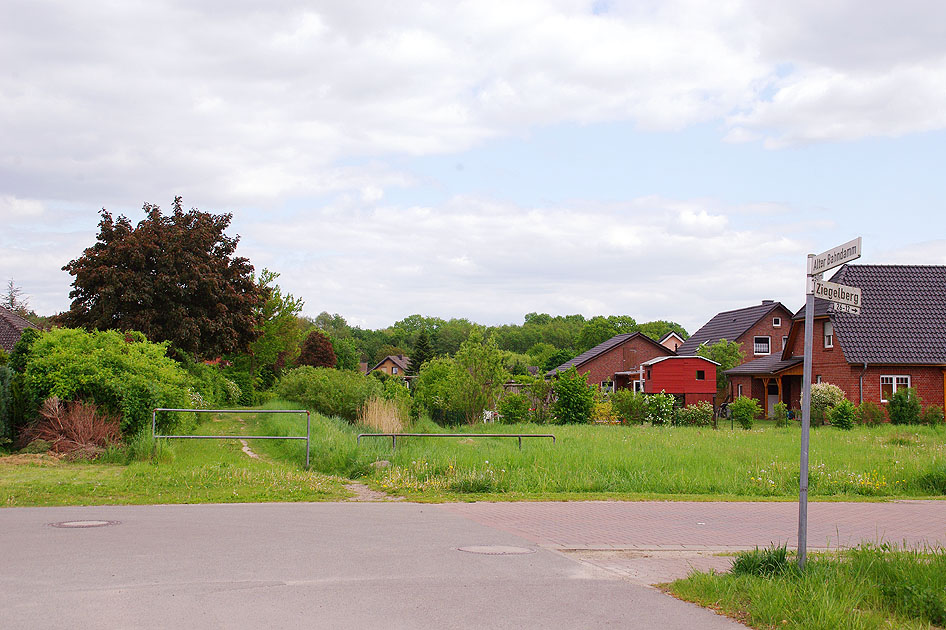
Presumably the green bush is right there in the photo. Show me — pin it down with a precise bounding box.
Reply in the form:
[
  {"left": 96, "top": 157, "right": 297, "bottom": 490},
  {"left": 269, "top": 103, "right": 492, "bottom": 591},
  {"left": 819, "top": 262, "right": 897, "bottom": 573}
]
[
  {"left": 21, "top": 328, "right": 192, "bottom": 436},
  {"left": 646, "top": 391, "right": 675, "bottom": 426},
  {"left": 828, "top": 399, "right": 856, "bottom": 430},
  {"left": 857, "top": 401, "right": 887, "bottom": 426},
  {"left": 552, "top": 367, "right": 595, "bottom": 424},
  {"left": 610, "top": 389, "right": 648, "bottom": 424},
  {"left": 772, "top": 401, "right": 790, "bottom": 428},
  {"left": 0, "top": 366, "right": 12, "bottom": 444},
  {"left": 673, "top": 401, "right": 713, "bottom": 427},
  {"left": 276, "top": 366, "right": 381, "bottom": 422},
  {"left": 497, "top": 392, "right": 530, "bottom": 424},
  {"left": 729, "top": 396, "right": 761, "bottom": 430},
  {"left": 889, "top": 387, "right": 922, "bottom": 425},
  {"left": 181, "top": 359, "right": 242, "bottom": 407},
  {"left": 920, "top": 405, "right": 944, "bottom": 426},
  {"left": 810, "top": 382, "right": 846, "bottom": 425}
]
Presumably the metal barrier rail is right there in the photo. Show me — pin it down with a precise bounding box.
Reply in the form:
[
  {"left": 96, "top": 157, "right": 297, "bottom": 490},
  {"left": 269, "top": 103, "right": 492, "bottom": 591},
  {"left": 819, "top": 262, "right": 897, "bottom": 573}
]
[
  {"left": 152, "top": 408, "right": 311, "bottom": 468},
  {"left": 356, "top": 433, "right": 555, "bottom": 450}
]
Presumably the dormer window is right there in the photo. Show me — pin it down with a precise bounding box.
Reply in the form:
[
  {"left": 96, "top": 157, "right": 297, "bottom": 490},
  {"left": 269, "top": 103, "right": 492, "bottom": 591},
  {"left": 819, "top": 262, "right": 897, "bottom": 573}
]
[
  {"left": 753, "top": 336, "right": 771, "bottom": 355},
  {"left": 824, "top": 322, "right": 834, "bottom": 349},
  {"left": 773, "top": 317, "right": 781, "bottom": 328}
]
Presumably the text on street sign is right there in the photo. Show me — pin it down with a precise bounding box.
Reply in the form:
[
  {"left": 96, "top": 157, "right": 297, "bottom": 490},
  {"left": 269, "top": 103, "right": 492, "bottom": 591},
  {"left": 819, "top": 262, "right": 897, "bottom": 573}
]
[{"left": 808, "top": 237, "right": 862, "bottom": 276}]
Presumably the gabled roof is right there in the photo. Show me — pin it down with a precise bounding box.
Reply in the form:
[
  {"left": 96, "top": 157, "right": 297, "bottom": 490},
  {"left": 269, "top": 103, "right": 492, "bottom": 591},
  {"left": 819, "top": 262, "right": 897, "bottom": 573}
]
[
  {"left": 726, "top": 355, "right": 803, "bottom": 376},
  {"left": 795, "top": 265, "right": 946, "bottom": 365},
  {"left": 659, "top": 331, "right": 685, "bottom": 344},
  {"left": 643, "top": 355, "right": 720, "bottom": 367},
  {"left": 369, "top": 354, "right": 410, "bottom": 372},
  {"left": 547, "top": 332, "right": 673, "bottom": 376},
  {"left": 0, "top": 305, "right": 36, "bottom": 352},
  {"left": 677, "top": 301, "right": 791, "bottom": 355}
]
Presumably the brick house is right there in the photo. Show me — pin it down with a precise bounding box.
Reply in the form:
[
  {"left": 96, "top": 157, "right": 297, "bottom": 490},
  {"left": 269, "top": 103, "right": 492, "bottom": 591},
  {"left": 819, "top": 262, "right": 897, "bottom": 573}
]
[
  {"left": 368, "top": 354, "right": 410, "bottom": 377},
  {"left": 727, "top": 265, "right": 946, "bottom": 416},
  {"left": 677, "top": 300, "right": 796, "bottom": 368},
  {"left": 547, "top": 332, "right": 675, "bottom": 392},
  {"left": 0, "top": 305, "right": 36, "bottom": 352}
]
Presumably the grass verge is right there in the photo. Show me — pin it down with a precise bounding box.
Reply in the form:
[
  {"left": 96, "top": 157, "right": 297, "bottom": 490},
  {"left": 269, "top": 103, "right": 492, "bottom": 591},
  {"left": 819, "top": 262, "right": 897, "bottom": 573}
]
[{"left": 668, "top": 544, "right": 946, "bottom": 630}]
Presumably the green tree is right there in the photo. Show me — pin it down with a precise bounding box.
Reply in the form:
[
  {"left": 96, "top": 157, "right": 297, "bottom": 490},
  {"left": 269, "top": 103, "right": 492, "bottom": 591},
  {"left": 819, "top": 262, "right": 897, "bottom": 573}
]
[
  {"left": 637, "top": 320, "right": 688, "bottom": 342},
  {"left": 576, "top": 316, "right": 617, "bottom": 353},
  {"left": 330, "top": 335, "right": 361, "bottom": 371},
  {"left": 696, "top": 339, "right": 744, "bottom": 397},
  {"left": 248, "top": 269, "right": 305, "bottom": 381},
  {"left": 407, "top": 328, "right": 434, "bottom": 376},
  {"left": 889, "top": 387, "right": 922, "bottom": 425},
  {"left": 544, "top": 348, "right": 574, "bottom": 372},
  {"left": 297, "top": 330, "right": 337, "bottom": 368},
  {"left": 2, "top": 279, "right": 31, "bottom": 317},
  {"left": 60, "top": 198, "right": 264, "bottom": 359},
  {"left": 552, "top": 367, "right": 595, "bottom": 424},
  {"left": 452, "top": 331, "right": 510, "bottom": 424}
]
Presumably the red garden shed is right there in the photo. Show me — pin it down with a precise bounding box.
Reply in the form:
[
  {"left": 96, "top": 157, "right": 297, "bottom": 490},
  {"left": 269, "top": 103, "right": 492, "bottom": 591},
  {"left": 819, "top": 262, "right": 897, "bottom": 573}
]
[{"left": 641, "top": 356, "right": 718, "bottom": 406}]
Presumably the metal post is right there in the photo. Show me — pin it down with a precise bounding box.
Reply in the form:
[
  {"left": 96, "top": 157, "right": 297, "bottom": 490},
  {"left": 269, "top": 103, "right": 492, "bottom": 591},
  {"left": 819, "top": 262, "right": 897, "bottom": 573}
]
[
  {"left": 392, "top": 435, "right": 397, "bottom": 449},
  {"left": 305, "top": 411, "right": 311, "bottom": 469},
  {"left": 518, "top": 436, "right": 522, "bottom": 450},
  {"left": 798, "top": 259, "right": 816, "bottom": 570}
]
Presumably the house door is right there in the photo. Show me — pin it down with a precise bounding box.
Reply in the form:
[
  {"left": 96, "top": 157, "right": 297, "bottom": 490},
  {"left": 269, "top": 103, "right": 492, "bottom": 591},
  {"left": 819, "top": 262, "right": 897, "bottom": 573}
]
[{"left": 767, "top": 381, "right": 780, "bottom": 418}]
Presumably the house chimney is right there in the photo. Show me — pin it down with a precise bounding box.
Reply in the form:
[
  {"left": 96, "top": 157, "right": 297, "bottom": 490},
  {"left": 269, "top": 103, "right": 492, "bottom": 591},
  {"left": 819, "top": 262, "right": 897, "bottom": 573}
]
[{"left": 762, "top": 300, "right": 774, "bottom": 305}]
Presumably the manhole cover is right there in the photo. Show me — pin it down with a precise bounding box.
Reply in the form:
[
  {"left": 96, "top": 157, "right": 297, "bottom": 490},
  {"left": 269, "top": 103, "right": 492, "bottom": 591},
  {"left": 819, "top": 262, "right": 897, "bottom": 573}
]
[
  {"left": 49, "top": 520, "right": 120, "bottom": 529},
  {"left": 458, "top": 545, "right": 535, "bottom": 555}
]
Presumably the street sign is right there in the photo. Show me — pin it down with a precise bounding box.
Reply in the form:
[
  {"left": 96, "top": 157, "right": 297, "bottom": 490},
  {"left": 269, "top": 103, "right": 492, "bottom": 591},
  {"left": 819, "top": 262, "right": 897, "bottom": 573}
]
[
  {"left": 807, "top": 237, "right": 862, "bottom": 275},
  {"left": 833, "top": 303, "right": 861, "bottom": 315},
  {"left": 811, "top": 279, "right": 862, "bottom": 308}
]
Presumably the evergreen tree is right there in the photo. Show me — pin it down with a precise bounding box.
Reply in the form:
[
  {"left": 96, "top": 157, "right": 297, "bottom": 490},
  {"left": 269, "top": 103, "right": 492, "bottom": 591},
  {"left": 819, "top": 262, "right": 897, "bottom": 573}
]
[{"left": 407, "top": 329, "right": 433, "bottom": 375}]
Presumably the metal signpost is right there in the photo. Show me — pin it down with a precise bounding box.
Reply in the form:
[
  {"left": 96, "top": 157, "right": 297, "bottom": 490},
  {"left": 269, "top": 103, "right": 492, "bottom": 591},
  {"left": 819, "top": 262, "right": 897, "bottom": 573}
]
[{"left": 798, "top": 237, "right": 861, "bottom": 569}]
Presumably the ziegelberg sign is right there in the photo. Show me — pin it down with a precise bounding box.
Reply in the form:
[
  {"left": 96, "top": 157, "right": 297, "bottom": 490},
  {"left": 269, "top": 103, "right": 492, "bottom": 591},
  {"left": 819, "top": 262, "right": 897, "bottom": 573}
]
[{"left": 812, "top": 279, "right": 861, "bottom": 308}]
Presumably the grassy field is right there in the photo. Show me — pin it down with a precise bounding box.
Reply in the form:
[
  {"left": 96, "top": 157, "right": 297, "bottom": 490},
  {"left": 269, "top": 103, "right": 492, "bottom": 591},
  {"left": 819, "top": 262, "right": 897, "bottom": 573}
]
[
  {"left": 0, "top": 413, "right": 349, "bottom": 506},
  {"left": 250, "top": 400, "right": 946, "bottom": 501},
  {"left": 668, "top": 544, "right": 946, "bottom": 630}
]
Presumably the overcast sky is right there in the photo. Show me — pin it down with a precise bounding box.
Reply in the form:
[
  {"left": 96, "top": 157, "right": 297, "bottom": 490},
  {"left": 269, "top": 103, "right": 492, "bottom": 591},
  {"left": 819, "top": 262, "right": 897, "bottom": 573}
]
[{"left": 3, "top": 1, "right": 945, "bottom": 333}]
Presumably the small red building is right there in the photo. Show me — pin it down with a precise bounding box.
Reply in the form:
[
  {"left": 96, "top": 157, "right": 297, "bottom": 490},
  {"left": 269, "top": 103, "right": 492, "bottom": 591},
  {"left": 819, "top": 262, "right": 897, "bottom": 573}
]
[{"left": 641, "top": 356, "right": 718, "bottom": 406}]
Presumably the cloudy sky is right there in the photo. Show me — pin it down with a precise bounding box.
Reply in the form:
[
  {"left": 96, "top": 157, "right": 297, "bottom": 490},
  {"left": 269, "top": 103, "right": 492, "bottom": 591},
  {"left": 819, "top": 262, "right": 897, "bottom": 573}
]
[{"left": 3, "top": 0, "right": 945, "bottom": 333}]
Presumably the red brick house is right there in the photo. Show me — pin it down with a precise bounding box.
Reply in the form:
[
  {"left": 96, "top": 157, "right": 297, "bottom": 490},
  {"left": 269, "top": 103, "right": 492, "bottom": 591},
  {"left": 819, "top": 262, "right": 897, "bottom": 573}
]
[
  {"left": 641, "top": 356, "right": 719, "bottom": 405},
  {"left": 677, "top": 300, "right": 796, "bottom": 368},
  {"left": 547, "top": 332, "right": 675, "bottom": 391},
  {"left": 368, "top": 354, "right": 410, "bottom": 377},
  {"left": 727, "top": 265, "right": 946, "bottom": 416},
  {"left": 0, "top": 305, "right": 36, "bottom": 352}
]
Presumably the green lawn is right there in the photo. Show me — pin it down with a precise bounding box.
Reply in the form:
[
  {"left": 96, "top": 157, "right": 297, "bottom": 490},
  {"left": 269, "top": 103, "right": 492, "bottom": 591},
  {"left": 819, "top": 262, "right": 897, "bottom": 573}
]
[
  {"left": 250, "top": 400, "right": 946, "bottom": 502},
  {"left": 668, "top": 544, "right": 946, "bottom": 630}
]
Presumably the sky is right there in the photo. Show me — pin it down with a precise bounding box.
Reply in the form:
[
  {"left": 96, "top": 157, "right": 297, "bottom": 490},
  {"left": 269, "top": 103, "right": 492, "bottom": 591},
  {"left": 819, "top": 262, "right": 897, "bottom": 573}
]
[{"left": 2, "top": 0, "right": 945, "bottom": 334}]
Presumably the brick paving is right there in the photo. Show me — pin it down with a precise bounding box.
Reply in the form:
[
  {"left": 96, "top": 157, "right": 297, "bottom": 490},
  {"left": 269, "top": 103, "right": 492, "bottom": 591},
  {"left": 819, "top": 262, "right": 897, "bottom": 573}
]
[{"left": 440, "top": 500, "right": 946, "bottom": 551}]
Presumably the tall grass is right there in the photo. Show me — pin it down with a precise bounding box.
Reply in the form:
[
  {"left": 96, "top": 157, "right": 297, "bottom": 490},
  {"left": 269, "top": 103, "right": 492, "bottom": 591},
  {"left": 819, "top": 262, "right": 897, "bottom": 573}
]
[
  {"left": 255, "top": 399, "right": 946, "bottom": 499},
  {"left": 358, "top": 396, "right": 406, "bottom": 433},
  {"left": 671, "top": 544, "right": 946, "bottom": 630}
]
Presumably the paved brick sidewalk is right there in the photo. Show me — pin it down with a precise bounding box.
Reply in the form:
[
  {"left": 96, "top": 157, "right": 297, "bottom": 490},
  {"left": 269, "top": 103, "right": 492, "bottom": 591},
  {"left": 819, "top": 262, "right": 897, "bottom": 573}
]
[{"left": 440, "top": 500, "right": 946, "bottom": 551}]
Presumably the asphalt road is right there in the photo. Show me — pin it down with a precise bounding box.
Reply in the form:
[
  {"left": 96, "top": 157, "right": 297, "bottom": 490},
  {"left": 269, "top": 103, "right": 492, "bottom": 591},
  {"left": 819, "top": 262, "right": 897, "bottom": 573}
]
[{"left": 1, "top": 502, "right": 747, "bottom": 630}]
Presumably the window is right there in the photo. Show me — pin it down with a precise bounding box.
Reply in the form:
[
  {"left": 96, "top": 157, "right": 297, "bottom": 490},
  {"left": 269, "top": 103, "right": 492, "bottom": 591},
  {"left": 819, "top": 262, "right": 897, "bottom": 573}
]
[
  {"left": 633, "top": 380, "right": 645, "bottom": 393},
  {"left": 600, "top": 380, "right": 613, "bottom": 393},
  {"left": 816, "top": 375, "right": 822, "bottom": 384},
  {"left": 782, "top": 336, "right": 788, "bottom": 350},
  {"left": 753, "top": 336, "right": 771, "bottom": 355},
  {"left": 647, "top": 369, "right": 652, "bottom": 380},
  {"left": 773, "top": 317, "right": 781, "bottom": 328},
  {"left": 824, "top": 321, "right": 834, "bottom": 349},
  {"left": 392, "top": 366, "right": 398, "bottom": 375},
  {"left": 881, "top": 375, "right": 911, "bottom": 402},
  {"left": 696, "top": 370, "right": 705, "bottom": 381}
]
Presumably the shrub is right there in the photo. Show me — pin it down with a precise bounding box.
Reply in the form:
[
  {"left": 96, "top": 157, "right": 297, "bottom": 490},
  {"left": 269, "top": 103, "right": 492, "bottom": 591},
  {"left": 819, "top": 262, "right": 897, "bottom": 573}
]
[
  {"left": 920, "top": 405, "right": 944, "bottom": 426},
  {"left": 772, "top": 401, "right": 790, "bottom": 428},
  {"left": 21, "top": 328, "right": 192, "bottom": 436},
  {"left": 610, "top": 389, "right": 648, "bottom": 424},
  {"left": 646, "top": 391, "right": 675, "bottom": 426},
  {"left": 730, "top": 544, "right": 797, "bottom": 578},
  {"left": 857, "top": 401, "right": 887, "bottom": 426},
  {"left": 828, "top": 398, "right": 856, "bottom": 430},
  {"left": 591, "top": 400, "right": 619, "bottom": 424},
  {"left": 552, "top": 367, "right": 595, "bottom": 424},
  {"left": 809, "top": 382, "right": 846, "bottom": 425},
  {"left": 22, "top": 397, "right": 122, "bottom": 458},
  {"left": 729, "top": 396, "right": 761, "bottom": 430},
  {"left": 889, "top": 387, "right": 922, "bottom": 425},
  {"left": 0, "top": 365, "right": 12, "bottom": 444},
  {"left": 497, "top": 392, "right": 530, "bottom": 424},
  {"left": 276, "top": 366, "right": 381, "bottom": 422},
  {"left": 673, "top": 401, "right": 713, "bottom": 427}
]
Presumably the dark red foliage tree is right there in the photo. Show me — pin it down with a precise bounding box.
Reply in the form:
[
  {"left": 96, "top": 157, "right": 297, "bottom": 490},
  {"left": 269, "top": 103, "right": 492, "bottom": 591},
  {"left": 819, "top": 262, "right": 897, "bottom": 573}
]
[
  {"left": 297, "top": 330, "right": 337, "bottom": 368},
  {"left": 60, "top": 198, "right": 264, "bottom": 359}
]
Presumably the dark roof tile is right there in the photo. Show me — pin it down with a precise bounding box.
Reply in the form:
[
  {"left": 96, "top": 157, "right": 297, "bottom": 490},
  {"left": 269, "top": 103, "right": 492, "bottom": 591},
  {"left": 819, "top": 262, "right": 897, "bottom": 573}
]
[
  {"left": 0, "top": 305, "right": 36, "bottom": 352},
  {"left": 678, "top": 301, "right": 791, "bottom": 355}
]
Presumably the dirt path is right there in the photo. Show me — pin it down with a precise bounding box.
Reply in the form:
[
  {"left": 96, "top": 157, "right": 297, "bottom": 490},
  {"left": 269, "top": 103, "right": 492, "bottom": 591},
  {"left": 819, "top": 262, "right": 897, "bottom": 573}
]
[{"left": 344, "top": 481, "right": 404, "bottom": 502}]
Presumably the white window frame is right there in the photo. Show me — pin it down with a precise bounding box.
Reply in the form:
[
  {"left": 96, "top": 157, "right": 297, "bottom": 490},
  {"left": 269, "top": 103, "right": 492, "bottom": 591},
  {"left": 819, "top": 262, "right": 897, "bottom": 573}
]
[
  {"left": 600, "top": 380, "right": 614, "bottom": 393},
  {"left": 773, "top": 317, "right": 781, "bottom": 328},
  {"left": 392, "top": 366, "right": 398, "bottom": 375},
  {"left": 753, "top": 336, "right": 771, "bottom": 355},
  {"left": 824, "top": 321, "right": 834, "bottom": 349},
  {"left": 633, "top": 380, "right": 645, "bottom": 393},
  {"left": 782, "top": 336, "right": 788, "bottom": 350},
  {"left": 880, "top": 375, "right": 911, "bottom": 403}
]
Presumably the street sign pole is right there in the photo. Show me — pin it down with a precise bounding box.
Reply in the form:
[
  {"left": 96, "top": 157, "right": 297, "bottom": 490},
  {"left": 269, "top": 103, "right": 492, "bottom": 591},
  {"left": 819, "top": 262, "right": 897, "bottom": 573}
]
[{"left": 798, "top": 259, "right": 816, "bottom": 570}]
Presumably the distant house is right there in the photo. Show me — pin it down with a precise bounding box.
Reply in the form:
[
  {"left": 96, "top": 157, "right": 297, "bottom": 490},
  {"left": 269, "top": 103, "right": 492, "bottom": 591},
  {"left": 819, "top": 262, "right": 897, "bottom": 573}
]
[
  {"left": 659, "top": 331, "right": 686, "bottom": 352},
  {"left": 547, "top": 332, "right": 675, "bottom": 392},
  {"left": 640, "top": 356, "right": 719, "bottom": 406},
  {"left": 726, "top": 265, "right": 946, "bottom": 417},
  {"left": 368, "top": 354, "right": 410, "bottom": 377},
  {"left": 678, "top": 300, "right": 796, "bottom": 368},
  {"left": 0, "top": 305, "right": 36, "bottom": 353}
]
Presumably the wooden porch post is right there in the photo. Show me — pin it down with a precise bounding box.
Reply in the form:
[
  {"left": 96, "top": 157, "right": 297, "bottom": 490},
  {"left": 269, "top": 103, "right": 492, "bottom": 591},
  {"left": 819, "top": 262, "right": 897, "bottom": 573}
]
[{"left": 761, "top": 377, "right": 771, "bottom": 417}]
